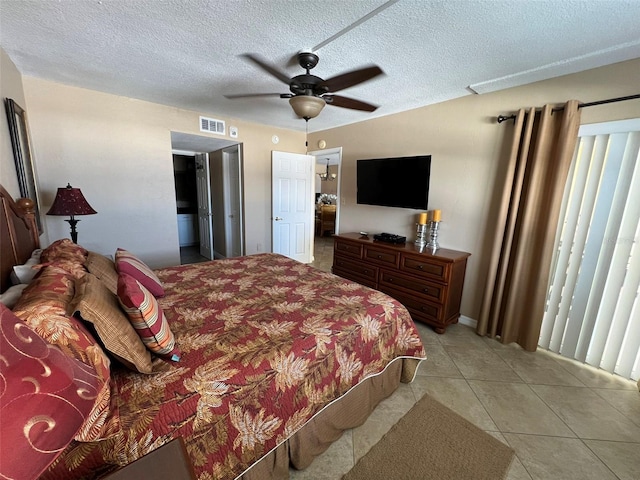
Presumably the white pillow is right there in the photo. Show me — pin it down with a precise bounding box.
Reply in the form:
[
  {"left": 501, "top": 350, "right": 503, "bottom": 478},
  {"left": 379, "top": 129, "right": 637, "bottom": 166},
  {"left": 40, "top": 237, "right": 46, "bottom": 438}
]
[
  {"left": 0, "top": 284, "right": 28, "bottom": 308},
  {"left": 10, "top": 248, "right": 43, "bottom": 284}
]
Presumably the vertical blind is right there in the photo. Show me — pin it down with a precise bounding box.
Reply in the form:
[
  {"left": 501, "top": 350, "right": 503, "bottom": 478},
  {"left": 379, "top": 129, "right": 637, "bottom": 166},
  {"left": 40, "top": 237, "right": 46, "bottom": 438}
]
[{"left": 540, "top": 118, "right": 640, "bottom": 381}]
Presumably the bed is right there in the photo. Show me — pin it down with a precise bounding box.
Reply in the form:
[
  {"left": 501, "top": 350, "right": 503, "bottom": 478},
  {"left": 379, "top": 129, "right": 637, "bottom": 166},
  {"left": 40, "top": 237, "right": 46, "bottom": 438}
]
[{"left": 0, "top": 184, "right": 426, "bottom": 480}]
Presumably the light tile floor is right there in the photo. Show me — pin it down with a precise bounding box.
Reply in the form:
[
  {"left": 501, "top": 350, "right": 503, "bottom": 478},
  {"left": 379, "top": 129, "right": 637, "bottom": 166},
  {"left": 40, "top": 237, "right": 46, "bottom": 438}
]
[
  {"left": 311, "top": 235, "right": 335, "bottom": 273},
  {"left": 297, "top": 237, "right": 640, "bottom": 480},
  {"left": 179, "top": 245, "right": 211, "bottom": 265}
]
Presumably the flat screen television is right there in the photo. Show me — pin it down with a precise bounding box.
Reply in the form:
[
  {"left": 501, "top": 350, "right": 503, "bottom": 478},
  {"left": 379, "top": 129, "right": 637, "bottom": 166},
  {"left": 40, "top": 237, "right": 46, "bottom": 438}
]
[{"left": 357, "top": 155, "right": 431, "bottom": 209}]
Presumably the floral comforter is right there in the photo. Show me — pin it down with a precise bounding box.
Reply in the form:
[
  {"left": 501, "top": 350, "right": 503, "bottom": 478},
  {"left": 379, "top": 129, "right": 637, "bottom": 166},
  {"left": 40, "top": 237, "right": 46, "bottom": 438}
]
[{"left": 45, "top": 254, "right": 426, "bottom": 480}]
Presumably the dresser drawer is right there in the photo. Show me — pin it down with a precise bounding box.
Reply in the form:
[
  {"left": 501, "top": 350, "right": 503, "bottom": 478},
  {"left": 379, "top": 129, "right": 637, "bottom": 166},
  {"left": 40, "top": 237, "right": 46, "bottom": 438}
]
[
  {"left": 400, "top": 254, "right": 449, "bottom": 282},
  {"left": 333, "top": 257, "right": 377, "bottom": 281},
  {"left": 334, "top": 239, "right": 363, "bottom": 259},
  {"left": 364, "top": 246, "right": 400, "bottom": 267},
  {"left": 379, "top": 270, "right": 444, "bottom": 303},
  {"left": 380, "top": 286, "right": 443, "bottom": 324},
  {"left": 333, "top": 267, "right": 377, "bottom": 289}
]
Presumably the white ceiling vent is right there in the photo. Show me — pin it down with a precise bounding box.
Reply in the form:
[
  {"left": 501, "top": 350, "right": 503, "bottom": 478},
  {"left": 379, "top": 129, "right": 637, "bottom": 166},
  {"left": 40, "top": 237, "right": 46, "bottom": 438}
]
[{"left": 199, "top": 116, "right": 225, "bottom": 135}]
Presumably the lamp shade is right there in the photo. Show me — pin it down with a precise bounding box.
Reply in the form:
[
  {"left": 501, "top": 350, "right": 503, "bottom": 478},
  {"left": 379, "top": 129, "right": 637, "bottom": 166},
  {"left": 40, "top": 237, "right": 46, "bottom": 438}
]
[
  {"left": 46, "top": 184, "right": 97, "bottom": 216},
  {"left": 289, "top": 95, "right": 326, "bottom": 119}
]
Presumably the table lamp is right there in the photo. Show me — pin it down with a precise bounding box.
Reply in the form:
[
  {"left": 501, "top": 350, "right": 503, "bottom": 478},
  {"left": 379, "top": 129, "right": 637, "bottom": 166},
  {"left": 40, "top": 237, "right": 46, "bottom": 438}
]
[{"left": 46, "top": 183, "right": 97, "bottom": 243}]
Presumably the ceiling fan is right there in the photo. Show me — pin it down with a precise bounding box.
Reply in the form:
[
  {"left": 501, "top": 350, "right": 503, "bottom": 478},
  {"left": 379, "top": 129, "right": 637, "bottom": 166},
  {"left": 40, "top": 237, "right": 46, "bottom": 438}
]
[{"left": 224, "top": 52, "right": 384, "bottom": 120}]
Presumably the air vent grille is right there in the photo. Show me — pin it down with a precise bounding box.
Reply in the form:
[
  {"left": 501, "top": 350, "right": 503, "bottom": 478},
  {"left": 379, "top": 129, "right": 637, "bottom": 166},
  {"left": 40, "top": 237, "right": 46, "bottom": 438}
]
[{"left": 200, "top": 116, "right": 225, "bottom": 135}]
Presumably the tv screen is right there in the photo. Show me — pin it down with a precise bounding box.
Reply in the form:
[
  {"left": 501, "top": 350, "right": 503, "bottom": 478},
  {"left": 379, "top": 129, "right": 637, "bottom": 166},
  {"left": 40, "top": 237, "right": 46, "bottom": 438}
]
[{"left": 357, "top": 155, "right": 431, "bottom": 209}]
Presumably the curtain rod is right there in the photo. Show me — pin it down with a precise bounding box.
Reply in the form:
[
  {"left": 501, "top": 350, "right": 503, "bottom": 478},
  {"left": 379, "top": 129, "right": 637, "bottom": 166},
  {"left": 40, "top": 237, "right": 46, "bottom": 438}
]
[{"left": 496, "top": 93, "right": 640, "bottom": 124}]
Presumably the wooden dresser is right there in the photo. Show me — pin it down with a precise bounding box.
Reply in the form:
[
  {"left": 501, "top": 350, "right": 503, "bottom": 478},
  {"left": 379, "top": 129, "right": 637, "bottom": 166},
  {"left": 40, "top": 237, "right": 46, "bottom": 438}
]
[{"left": 332, "top": 233, "right": 470, "bottom": 333}]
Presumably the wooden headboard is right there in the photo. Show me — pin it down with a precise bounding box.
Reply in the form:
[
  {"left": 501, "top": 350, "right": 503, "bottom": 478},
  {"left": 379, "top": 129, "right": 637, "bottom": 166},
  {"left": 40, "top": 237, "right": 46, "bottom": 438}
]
[{"left": 0, "top": 184, "right": 40, "bottom": 292}]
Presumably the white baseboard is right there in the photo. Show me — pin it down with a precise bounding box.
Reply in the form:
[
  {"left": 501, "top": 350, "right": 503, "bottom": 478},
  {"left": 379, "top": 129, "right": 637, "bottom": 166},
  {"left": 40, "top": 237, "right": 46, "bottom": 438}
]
[{"left": 458, "top": 315, "right": 477, "bottom": 329}]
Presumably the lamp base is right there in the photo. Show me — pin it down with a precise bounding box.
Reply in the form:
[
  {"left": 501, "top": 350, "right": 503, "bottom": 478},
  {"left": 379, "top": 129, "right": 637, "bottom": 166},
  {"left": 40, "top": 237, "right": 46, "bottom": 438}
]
[{"left": 65, "top": 217, "right": 80, "bottom": 244}]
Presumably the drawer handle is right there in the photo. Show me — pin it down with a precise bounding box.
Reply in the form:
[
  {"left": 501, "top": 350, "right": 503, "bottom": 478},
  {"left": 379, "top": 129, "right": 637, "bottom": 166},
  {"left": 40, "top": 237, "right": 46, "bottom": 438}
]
[
  {"left": 423, "top": 288, "right": 430, "bottom": 293},
  {"left": 377, "top": 254, "right": 382, "bottom": 259},
  {"left": 388, "top": 277, "right": 394, "bottom": 282},
  {"left": 418, "top": 265, "right": 424, "bottom": 270},
  {"left": 363, "top": 269, "right": 369, "bottom": 274}
]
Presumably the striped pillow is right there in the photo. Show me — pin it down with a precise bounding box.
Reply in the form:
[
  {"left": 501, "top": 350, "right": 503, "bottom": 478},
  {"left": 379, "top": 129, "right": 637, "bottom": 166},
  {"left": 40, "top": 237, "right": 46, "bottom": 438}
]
[
  {"left": 117, "top": 273, "right": 180, "bottom": 362},
  {"left": 115, "top": 248, "right": 164, "bottom": 297}
]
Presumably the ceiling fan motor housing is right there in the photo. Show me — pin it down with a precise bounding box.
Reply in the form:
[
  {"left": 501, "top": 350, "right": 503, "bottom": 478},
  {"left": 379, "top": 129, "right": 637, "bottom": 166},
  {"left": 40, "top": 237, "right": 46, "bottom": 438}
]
[
  {"left": 297, "top": 52, "right": 319, "bottom": 71},
  {"left": 290, "top": 74, "right": 327, "bottom": 96}
]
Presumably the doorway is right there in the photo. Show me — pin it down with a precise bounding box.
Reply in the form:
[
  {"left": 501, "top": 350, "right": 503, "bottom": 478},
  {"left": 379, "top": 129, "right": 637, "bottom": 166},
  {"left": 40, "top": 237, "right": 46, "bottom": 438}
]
[
  {"left": 309, "top": 147, "right": 342, "bottom": 237},
  {"left": 171, "top": 132, "right": 245, "bottom": 264}
]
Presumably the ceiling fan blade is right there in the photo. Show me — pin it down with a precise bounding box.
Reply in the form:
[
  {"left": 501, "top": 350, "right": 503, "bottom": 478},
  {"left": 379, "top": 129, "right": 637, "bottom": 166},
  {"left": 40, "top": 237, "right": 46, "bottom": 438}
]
[
  {"left": 224, "top": 92, "right": 289, "bottom": 99},
  {"left": 325, "top": 95, "right": 378, "bottom": 112},
  {"left": 320, "top": 65, "right": 384, "bottom": 93},
  {"left": 241, "top": 54, "right": 292, "bottom": 85}
]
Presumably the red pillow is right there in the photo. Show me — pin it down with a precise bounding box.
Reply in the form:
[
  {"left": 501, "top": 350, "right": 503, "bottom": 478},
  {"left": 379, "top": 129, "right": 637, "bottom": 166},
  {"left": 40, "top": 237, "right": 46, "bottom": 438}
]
[
  {"left": 117, "top": 273, "right": 180, "bottom": 362},
  {"left": 12, "top": 265, "right": 119, "bottom": 442},
  {"left": 0, "top": 305, "right": 100, "bottom": 480},
  {"left": 115, "top": 248, "right": 164, "bottom": 297}
]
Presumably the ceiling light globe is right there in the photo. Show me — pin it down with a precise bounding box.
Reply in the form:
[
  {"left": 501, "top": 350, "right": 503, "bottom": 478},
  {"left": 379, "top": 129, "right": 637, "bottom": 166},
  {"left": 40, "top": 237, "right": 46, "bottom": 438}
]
[{"left": 289, "top": 96, "right": 326, "bottom": 119}]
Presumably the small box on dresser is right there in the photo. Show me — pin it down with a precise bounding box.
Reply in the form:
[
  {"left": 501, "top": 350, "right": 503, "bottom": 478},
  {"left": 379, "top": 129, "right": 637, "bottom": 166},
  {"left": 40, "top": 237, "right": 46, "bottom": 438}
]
[{"left": 332, "top": 233, "right": 470, "bottom": 333}]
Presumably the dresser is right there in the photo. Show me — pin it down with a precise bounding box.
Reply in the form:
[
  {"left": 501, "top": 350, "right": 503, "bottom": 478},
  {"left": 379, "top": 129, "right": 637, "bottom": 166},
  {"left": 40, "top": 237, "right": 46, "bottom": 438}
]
[{"left": 332, "top": 233, "right": 470, "bottom": 333}]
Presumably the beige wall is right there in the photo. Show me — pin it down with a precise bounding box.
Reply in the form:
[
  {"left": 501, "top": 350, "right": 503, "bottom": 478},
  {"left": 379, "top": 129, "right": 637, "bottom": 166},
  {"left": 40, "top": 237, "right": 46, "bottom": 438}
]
[
  {"left": 308, "top": 58, "right": 640, "bottom": 321},
  {"left": 18, "top": 77, "right": 305, "bottom": 267},
  {"left": 2, "top": 46, "right": 639, "bottom": 320},
  {"left": 1, "top": 49, "right": 28, "bottom": 200}
]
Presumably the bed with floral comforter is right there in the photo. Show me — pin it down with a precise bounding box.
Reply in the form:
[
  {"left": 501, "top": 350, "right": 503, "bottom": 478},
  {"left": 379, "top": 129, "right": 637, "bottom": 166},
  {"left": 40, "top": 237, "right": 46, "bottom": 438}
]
[{"left": 35, "top": 253, "right": 425, "bottom": 479}]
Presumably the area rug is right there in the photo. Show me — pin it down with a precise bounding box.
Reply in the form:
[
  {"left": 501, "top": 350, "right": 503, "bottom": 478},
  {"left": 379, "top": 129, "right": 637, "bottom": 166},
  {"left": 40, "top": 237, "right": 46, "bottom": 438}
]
[{"left": 343, "top": 394, "right": 515, "bottom": 480}]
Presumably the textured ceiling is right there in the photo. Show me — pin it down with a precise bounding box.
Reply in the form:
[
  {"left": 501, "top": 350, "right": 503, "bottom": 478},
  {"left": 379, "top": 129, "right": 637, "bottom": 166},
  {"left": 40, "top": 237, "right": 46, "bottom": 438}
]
[{"left": 1, "top": 0, "right": 639, "bottom": 133}]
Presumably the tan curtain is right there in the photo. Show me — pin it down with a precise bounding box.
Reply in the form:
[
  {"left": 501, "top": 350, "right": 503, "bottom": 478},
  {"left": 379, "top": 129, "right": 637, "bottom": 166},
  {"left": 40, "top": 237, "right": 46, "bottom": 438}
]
[{"left": 477, "top": 100, "right": 581, "bottom": 351}]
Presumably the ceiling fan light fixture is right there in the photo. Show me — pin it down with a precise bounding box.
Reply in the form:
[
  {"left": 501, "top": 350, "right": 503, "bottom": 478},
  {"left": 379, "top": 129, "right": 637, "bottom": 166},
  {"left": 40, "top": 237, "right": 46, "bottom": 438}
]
[{"left": 289, "top": 95, "right": 326, "bottom": 119}]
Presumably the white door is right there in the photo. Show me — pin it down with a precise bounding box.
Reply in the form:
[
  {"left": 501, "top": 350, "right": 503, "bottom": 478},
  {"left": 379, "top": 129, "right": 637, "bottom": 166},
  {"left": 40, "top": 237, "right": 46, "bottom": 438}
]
[
  {"left": 195, "top": 153, "right": 213, "bottom": 259},
  {"left": 223, "top": 145, "right": 244, "bottom": 257},
  {"left": 272, "top": 151, "right": 314, "bottom": 263}
]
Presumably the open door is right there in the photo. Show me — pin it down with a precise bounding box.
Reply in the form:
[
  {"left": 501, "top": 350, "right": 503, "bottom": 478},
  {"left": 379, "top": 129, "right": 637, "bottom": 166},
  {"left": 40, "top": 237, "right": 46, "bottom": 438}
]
[
  {"left": 222, "top": 145, "right": 244, "bottom": 257},
  {"left": 195, "top": 153, "right": 213, "bottom": 259},
  {"left": 272, "top": 151, "right": 314, "bottom": 263},
  {"left": 209, "top": 145, "right": 244, "bottom": 259}
]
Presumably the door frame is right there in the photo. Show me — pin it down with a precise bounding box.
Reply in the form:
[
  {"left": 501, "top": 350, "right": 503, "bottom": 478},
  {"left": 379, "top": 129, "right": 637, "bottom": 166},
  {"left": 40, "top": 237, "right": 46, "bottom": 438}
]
[
  {"left": 309, "top": 147, "right": 343, "bottom": 235},
  {"left": 171, "top": 138, "right": 245, "bottom": 261}
]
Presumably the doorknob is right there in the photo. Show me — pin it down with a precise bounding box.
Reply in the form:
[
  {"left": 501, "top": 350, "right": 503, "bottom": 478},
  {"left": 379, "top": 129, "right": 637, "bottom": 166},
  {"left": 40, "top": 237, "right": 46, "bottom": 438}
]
[{"left": 274, "top": 217, "right": 283, "bottom": 221}]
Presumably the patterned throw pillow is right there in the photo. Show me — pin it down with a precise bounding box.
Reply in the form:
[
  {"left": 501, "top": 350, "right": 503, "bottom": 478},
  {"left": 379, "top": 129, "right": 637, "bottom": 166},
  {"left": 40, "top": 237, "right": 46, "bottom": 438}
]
[
  {"left": 41, "top": 238, "right": 88, "bottom": 263},
  {"left": 0, "top": 305, "right": 101, "bottom": 479},
  {"left": 115, "top": 248, "right": 164, "bottom": 297},
  {"left": 40, "top": 238, "right": 88, "bottom": 279},
  {"left": 72, "top": 273, "right": 153, "bottom": 374},
  {"left": 117, "top": 272, "right": 180, "bottom": 362},
  {"left": 85, "top": 251, "right": 118, "bottom": 294},
  {"left": 12, "top": 264, "right": 119, "bottom": 442}
]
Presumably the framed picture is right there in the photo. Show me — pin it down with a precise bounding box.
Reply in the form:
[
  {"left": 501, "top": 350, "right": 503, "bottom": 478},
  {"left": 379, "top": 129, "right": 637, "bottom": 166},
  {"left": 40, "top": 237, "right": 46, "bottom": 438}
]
[{"left": 5, "top": 98, "right": 42, "bottom": 232}]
